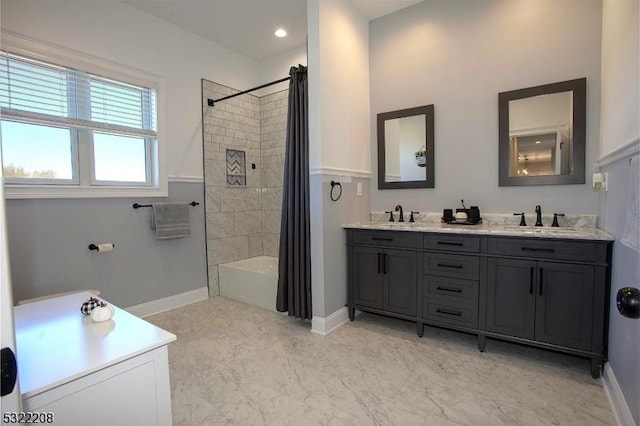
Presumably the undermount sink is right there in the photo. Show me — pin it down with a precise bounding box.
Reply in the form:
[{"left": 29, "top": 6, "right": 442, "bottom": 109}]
[{"left": 503, "top": 226, "right": 577, "bottom": 232}]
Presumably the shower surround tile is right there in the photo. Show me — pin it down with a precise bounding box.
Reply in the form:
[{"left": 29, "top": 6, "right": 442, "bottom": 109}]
[
  {"left": 209, "top": 235, "right": 249, "bottom": 265},
  {"left": 248, "top": 234, "right": 264, "bottom": 258},
  {"left": 203, "top": 81, "right": 288, "bottom": 297},
  {"left": 206, "top": 213, "right": 235, "bottom": 239},
  {"left": 262, "top": 210, "right": 281, "bottom": 234},
  {"left": 234, "top": 211, "right": 262, "bottom": 235},
  {"left": 261, "top": 187, "right": 282, "bottom": 211},
  {"left": 261, "top": 161, "right": 285, "bottom": 188},
  {"left": 204, "top": 186, "right": 221, "bottom": 213},
  {"left": 220, "top": 187, "right": 261, "bottom": 212},
  {"left": 262, "top": 233, "right": 280, "bottom": 257},
  {"left": 226, "top": 149, "right": 247, "bottom": 186}
]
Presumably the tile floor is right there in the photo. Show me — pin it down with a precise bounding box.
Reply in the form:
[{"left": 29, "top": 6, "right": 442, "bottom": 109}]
[{"left": 148, "top": 297, "right": 615, "bottom": 426}]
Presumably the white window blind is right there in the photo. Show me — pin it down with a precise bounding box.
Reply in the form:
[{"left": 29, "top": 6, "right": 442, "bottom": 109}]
[
  {"left": 0, "top": 51, "right": 156, "bottom": 139},
  {"left": 1, "top": 49, "right": 161, "bottom": 193}
]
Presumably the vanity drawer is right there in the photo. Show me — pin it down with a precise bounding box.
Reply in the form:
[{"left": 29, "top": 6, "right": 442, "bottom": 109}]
[
  {"left": 422, "top": 300, "right": 478, "bottom": 329},
  {"left": 423, "top": 276, "right": 478, "bottom": 304},
  {"left": 424, "top": 234, "right": 480, "bottom": 253},
  {"left": 350, "top": 230, "right": 422, "bottom": 249},
  {"left": 487, "top": 237, "right": 596, "bottom": 262},
  {"left": 423, "top": 253, "right": 479, "bottom": 280}
]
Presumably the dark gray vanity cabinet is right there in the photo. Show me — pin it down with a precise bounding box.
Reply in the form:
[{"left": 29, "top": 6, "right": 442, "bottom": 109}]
[
  {"left": 483, "top": 237, "right": 609, "bottom": 378},
  {"left": 347, "top": 230, "right": 420, "bottom": 321},
  {"left": 346, "top": 228, "right": 612, "bottom": 378},
  {"left": 419, "top": 234, "right": 481, "bottom": 337},
  {"left": 486, "top": 258, "right": 594, "bottom": 351}
]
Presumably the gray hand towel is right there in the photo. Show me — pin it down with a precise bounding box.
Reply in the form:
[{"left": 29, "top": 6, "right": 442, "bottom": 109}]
[{"left": 151, "top": 202, "right": 191, "bottom": 239}]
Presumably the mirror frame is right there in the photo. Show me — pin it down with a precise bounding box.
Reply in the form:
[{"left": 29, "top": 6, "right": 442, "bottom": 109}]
[
  {"left": 377, "top": 104, "right": 435, "bottom": 189},
  {"left": 498, "top": 78, "right": 586, "bottom": 186}
]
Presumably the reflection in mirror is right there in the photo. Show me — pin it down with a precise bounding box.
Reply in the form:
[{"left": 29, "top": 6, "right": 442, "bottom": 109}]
[
  {"left": 499, "top": 78, "right": 586, "bottom": 186},
  {"left": 384, "top": 115, "right": 426, "bottom": 182},
  {"left": 509, "top": 92, "right": 572, "bottom": 177},
  {"left": 378, "top": 105, "right": 434, "bottom": 189}
]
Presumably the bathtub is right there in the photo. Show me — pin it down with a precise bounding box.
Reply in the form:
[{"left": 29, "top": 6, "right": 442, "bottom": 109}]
[{"left": 218, "top": 256, "right": 279, "bottom": 311}]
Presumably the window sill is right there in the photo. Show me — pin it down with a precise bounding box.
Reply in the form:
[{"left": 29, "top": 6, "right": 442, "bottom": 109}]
[{"left": 3, "top": 183, "right": 168, "bottom": 200}]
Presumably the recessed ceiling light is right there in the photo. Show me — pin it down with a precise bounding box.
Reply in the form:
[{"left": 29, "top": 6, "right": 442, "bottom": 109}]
[
  {"left": 275, "top": 28, "right": 287, "bottom": 38},
  {"left": 535, "top": 140, "right": 541, "bottom": 144}
]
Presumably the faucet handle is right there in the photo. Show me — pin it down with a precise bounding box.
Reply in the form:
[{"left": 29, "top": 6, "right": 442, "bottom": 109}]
[
  {"left": 409, "top": 211, "right": 419, "bottom": 223},
  {"left": 552, "top": 213, "right": 565, "bottom": 227},
  {"left": 513, "top": 212, "right": 527, "bottom": 226},
  {"left": 385, "top": 211, "right": 395, "bottom": 222}
]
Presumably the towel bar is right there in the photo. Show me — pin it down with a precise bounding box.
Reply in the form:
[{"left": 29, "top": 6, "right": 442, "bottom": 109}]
[{"left": 132, "top": 201, "right": 199, "bottom": 209}]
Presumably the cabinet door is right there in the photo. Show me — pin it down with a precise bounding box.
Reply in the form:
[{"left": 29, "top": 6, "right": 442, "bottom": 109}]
[
  {"left": 382, "top": 249, "right": 417, "bottom": 316},
  {"left": 535, "top": 262, "right": 594, "bottom": 351},
  {"left": 351, "top": 246, "right": 383, "bottom": 309},
  {"left": 486, "top": 258, "right": 536, "bottom": 339}
]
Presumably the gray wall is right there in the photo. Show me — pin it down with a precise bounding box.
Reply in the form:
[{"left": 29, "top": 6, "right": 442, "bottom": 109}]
[
  {"left": 369, "top": 0, "right": 602, "bottom": 216},
  {"left": 6, "top": 181, "right": 207, "bottom": 307},
  {"left": 599, "top": 153, "right": 640, "bottom": 423},
  {"left": 599, "top": 0, "right": 639, "bottom": 422},
  {"left": 312, "top": 176, "right": 371, "bottom": 317}
]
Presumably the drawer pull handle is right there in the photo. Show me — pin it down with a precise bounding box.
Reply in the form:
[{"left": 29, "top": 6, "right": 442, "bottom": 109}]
[
  {"left": 436, "top": 263, "right": 464, "bottom": 269},
  {"left": 521, "top": 247, "right": 555, "bottom": 253},
  {"left": 436, "top": 286, "right": 463, "bottom": 293},
  {"left": 372, "top": 237, "right": 393, "bottom": 241},
  {"left": 437, "top": 241, "right": 464, "bottom": 247},
  {"left": 436, "top": 308, "right": 462, "bottom": 317}
]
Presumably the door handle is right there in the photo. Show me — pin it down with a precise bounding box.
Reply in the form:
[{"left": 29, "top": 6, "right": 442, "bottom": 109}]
[
  {"left": 1, "top": 347, "right": 18, "bottom": 396},
  {"left": 377, "top": 252, "right": 381, "bottom": 274},
  {"left": 529, "top": 267, "right": 534, "bottom": 294}
]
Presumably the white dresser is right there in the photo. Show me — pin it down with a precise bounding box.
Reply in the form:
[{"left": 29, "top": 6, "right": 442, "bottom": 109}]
[{"left": 14, "top": 292, "right": 176, "bottom": 425}]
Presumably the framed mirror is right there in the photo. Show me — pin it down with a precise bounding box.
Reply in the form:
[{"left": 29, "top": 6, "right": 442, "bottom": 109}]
[
  {"left": 377, "top": 105, "right": 434, "bottom": 189},
  {"left": 499, "top": 78, "right": 586, "bottom": 186}
]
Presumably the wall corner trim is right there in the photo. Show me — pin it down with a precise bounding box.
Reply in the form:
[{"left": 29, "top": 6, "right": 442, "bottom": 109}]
[
  {"left": 168, "top": 176, "right": 204, "bottom": 183},
  {"left": 595, "top": 138, "right": 640, "bottom": 170},
  {"left": 309, "top": 167, "right": 372, "bottom": 179},
  {"left": 311, "top": 307, "right": 350, "bottom": 335},
  {"left": 602, "top": 363, "right": 637, "bottom": 426},
  {"left": 125, "top": 287, "right": 209, "bottom": 318}
]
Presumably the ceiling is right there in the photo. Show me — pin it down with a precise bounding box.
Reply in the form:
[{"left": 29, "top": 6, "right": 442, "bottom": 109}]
[{"left": 126, "top": 0, "right": 423, "bottom": 61}]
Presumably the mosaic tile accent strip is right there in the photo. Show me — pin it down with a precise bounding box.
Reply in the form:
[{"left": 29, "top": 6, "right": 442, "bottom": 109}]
[{"left": 226, "top": 149, "right": 246, "bottom": 186}]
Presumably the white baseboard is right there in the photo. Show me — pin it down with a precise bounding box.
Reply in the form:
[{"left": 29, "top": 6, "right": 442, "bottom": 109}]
[
  {"left": 125, "top": 287, "right": 209, "bottom": 318},
  {"left": 311, "top": 306, "right": 350, "bottom": 335},
  {"left": 603, "top": 363, "right": 637, "bottom": 426}
]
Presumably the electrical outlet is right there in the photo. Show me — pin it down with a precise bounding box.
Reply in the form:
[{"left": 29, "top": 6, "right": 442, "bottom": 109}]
[{"left": 357, "top": 182, "right": 362, "bottom": 196}]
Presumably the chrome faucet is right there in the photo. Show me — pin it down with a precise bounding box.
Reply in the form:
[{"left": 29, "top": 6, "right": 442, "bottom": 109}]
[
  {"left": 535, "top": 205, "right": 543, "bottom": 227},
  {"left": 395, "top": 204, "right": 404, "bottom": 222}
]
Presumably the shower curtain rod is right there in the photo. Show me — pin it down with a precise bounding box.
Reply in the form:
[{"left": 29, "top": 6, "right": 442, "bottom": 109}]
[{"left": 207, "top": 76, "right": 291, "bottom": 106}]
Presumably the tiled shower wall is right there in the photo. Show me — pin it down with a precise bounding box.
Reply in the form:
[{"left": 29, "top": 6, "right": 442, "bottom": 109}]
[
  {"left": 202, "top": 80, "right": 287, "bottom": 295},
  {"left": 260, "top": 90, "right": 288, "bottom": 256}
]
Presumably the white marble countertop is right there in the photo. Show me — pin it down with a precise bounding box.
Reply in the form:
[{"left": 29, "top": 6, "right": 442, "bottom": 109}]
[
  {"left": 14, "top": 291, "right": 177, "bottom": 398},
  {"left": 343, "top": 221, "right": 615, "bottom": 241}
]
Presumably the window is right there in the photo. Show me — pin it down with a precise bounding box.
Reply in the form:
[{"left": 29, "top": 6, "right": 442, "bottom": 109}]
[{"left": 0, "top": 49, "right": 162, "bottom": 197}]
